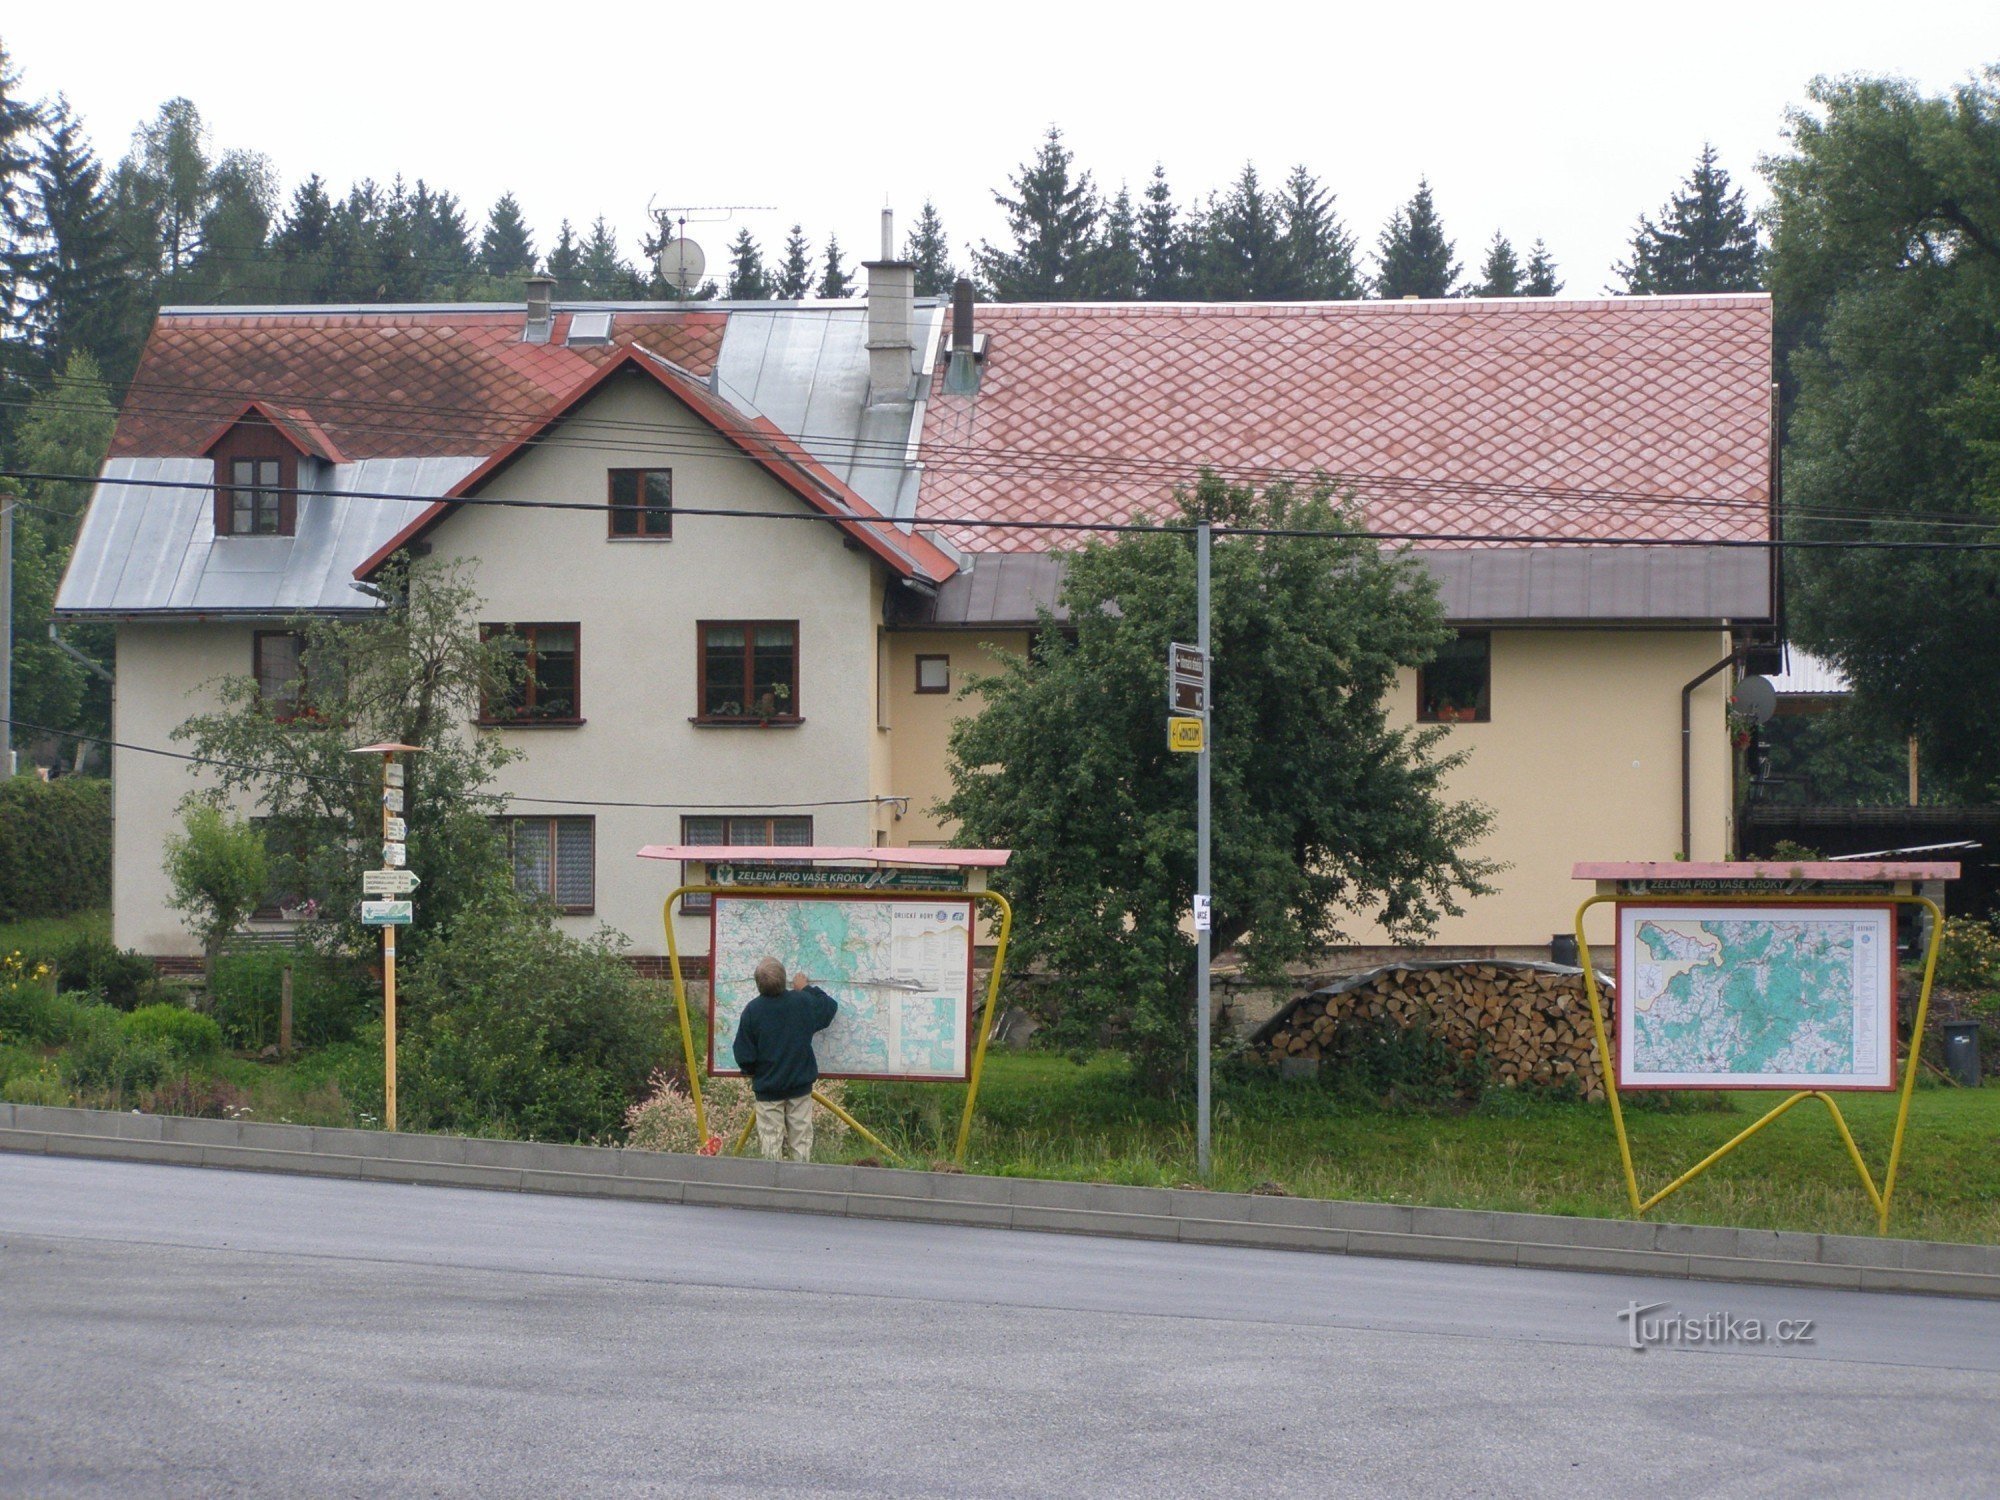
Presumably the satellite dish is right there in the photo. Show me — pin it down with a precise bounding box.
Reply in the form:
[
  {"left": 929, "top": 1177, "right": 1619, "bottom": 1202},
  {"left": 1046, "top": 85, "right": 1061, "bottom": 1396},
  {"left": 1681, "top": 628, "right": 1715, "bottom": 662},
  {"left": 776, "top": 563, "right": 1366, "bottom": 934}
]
[
  {"left": 656, "top": 236, "right": 706, "bottom": 292},
  {"left": 1731, "top": 675, "right": 1778, "bottom": 726}
]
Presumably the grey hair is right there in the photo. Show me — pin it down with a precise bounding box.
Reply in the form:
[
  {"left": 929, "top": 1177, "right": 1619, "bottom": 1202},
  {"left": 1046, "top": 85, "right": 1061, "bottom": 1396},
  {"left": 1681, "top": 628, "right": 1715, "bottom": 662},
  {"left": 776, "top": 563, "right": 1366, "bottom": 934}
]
[{"left": 753, "top": 957, "right": 787, "bottom": 997}]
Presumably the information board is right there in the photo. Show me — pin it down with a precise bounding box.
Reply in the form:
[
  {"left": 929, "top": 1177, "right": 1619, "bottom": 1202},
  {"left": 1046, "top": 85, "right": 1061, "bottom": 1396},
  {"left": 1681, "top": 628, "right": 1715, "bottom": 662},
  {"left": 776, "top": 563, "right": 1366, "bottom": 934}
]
[
  {"left": 1616, "top": 903, "right": 1896, "bottom": 1090},
  {"left": 708, "top": 893, "right": 976, "bottom": 1082}
]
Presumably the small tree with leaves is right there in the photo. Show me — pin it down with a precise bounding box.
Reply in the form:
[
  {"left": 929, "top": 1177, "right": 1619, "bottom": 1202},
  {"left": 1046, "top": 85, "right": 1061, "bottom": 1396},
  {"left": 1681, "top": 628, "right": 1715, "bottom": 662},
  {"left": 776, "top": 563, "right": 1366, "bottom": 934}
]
[
  {"left": 941, "top": 474, "right": 1495, "bottom": 1091},
  {"left": 164, "top": 803, "right": 269, "bottom": 985}
]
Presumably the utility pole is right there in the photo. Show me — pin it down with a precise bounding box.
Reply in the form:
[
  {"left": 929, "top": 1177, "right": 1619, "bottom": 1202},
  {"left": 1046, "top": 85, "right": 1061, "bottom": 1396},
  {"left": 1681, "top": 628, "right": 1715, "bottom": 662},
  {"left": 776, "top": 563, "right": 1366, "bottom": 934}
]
[{"left": 1195, "top": 520, "right": 1212, "bottom": 1177}]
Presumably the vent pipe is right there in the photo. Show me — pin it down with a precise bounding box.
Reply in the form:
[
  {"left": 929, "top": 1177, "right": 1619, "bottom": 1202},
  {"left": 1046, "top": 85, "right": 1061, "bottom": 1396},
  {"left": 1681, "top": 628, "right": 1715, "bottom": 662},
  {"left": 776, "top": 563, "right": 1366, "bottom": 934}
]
[{"left": 944, "top": 278, "right": 981, "bottom": 397}]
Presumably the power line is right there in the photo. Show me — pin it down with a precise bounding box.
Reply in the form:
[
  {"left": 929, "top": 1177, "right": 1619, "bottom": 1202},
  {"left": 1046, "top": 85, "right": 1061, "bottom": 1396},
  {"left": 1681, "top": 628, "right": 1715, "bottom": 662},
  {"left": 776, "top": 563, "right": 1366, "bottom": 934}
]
[{"left": 0, "top": 717, "right": 900, "bottom": 813}]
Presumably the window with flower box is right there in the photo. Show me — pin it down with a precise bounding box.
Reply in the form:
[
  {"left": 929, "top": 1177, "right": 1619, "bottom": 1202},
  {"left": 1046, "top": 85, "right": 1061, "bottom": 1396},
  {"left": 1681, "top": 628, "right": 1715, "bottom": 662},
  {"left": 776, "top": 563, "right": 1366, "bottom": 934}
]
[{"left": 696, "top": 621, "right": 799, "bottom": 723}]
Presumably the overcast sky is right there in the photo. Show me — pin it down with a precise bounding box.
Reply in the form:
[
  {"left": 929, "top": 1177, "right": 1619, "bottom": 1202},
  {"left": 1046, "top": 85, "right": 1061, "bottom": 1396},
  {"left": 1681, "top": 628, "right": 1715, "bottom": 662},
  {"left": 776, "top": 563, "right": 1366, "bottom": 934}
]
[{"left": 5, "top": 3, "right": 1992, "bottom": 297}]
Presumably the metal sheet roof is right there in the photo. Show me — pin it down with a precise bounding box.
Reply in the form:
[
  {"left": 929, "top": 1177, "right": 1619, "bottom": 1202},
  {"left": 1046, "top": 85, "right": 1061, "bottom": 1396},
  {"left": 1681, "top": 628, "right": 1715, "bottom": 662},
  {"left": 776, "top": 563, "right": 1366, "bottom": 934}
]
[
  {"left": 55, "top": 456, "right": 479, "bottom": 617},
  {"left": 908, "top": 545, "right": 1771, "bottom": 628}
]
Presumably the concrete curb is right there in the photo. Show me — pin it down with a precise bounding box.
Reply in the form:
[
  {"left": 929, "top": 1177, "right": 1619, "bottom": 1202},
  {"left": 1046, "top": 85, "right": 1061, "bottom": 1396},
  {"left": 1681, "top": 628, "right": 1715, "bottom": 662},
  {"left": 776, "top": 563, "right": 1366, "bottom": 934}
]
[{"left": 3, "top": 1101, "right": 1996, "bottom": 1299}]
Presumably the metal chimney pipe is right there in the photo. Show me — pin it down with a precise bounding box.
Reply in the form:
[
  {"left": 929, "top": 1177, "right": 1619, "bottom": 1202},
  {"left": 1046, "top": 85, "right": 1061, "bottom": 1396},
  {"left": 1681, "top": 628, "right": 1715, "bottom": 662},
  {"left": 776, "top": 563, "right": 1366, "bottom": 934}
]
[
  {"left": 881, "top": 206, "right": 895, "bottom": 261},
  {"left": 952, "top": 279, "right": 974, "bottom": 351}
]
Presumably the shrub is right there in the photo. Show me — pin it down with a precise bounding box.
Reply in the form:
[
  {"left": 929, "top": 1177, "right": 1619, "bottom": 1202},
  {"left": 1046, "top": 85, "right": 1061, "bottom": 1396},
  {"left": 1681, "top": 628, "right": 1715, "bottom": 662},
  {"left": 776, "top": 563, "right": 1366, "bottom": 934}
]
[
  {"left": 0, "top": 777, "right": 112, "bottom": 921},
  {"left": 65, "top": 1019, "right": 171, "bottom": 1095},
  {"left": 1932, "top": 917, "right": 2000, "bottom": 993},
  {"left": 50, "top": 936, "right": 157, "bottom": 1010},
  {"left": 120, "top": 1003, "right": 223, "bottom": 1062},
  {"left": 210, "top": 947, "right": 373, "bottom": 1050},
  {"left": 396, "top": 898, "right": 674, "bottom": 1141},
  {"left": 624, "top": 1070, "right": 848, "bottom": 1155},
  {"left": 141, "top": 1074, "right": 250, "bottom": 1119},
  {"left": 1316, "top": 1012, "right": 1491, "bottom": 1106},
  {"left": 0, "top": 953, "right": 103, "bottom": 1045},
  {"left": 1, "top": 1066, "right": 70, "bottom": 1107}
]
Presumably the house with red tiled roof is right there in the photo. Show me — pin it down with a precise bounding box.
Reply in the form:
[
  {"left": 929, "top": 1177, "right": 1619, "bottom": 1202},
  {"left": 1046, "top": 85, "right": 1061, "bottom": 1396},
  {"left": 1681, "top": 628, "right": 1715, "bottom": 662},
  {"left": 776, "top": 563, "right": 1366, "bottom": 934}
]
[{"left": 58, "top": 258, "right": 1772, "bottom": 963}]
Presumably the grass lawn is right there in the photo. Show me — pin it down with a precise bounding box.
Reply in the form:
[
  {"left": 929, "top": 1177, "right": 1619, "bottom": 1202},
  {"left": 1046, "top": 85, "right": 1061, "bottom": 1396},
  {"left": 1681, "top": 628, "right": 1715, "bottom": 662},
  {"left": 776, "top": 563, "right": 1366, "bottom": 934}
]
[
  {"left": 839, "top": 1050, "right": 2000, "bottom": 1245},
  {"left": 0, "top": 910, "right": 108, "bottom": 956}
]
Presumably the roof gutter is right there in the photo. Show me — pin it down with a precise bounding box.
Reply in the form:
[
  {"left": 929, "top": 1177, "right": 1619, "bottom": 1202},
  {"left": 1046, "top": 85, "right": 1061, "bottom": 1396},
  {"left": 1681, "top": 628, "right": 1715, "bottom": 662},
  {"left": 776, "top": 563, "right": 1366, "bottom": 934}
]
[{"left": 47, "top": 624, "right": 114, "bottom": 683}]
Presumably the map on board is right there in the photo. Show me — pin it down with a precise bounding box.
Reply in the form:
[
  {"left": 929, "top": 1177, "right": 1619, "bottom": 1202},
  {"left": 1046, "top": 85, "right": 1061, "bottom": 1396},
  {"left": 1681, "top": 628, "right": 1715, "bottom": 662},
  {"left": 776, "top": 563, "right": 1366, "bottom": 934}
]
[
  {"left": 1617, "top": 904, "right": 1895, "bottom": 1090},
  {"left": 709, "top": 895, "right": 975, "bottom": 1081}
]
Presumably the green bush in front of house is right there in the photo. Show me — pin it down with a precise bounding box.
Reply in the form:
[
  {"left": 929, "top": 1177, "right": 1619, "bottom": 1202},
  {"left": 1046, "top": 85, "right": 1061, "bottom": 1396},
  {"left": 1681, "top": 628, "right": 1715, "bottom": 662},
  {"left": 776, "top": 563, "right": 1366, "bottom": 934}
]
[
  {"left": 209, "top": 947, "right": 375, "bottom": 1051},
  {"left": 119, "top": 1003, "right": 223, "bottom": 1062},
  {"left": 0, "top": 777, "right": 112, "bottom": 922}
]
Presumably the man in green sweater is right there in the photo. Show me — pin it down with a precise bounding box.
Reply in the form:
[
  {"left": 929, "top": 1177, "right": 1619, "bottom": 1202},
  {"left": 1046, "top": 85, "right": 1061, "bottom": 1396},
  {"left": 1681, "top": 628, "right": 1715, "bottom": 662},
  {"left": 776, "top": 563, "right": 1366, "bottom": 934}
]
[{"left": 732, "top": 957, "right": 839, "bottom": 1161}]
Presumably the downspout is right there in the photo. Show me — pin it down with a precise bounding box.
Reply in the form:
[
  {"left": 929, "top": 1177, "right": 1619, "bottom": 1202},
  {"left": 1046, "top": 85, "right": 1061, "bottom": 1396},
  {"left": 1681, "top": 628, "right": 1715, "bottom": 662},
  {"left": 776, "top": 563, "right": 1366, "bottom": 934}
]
[{"left": 1682, "top": 649, "right": 1742, "bottom": 861}]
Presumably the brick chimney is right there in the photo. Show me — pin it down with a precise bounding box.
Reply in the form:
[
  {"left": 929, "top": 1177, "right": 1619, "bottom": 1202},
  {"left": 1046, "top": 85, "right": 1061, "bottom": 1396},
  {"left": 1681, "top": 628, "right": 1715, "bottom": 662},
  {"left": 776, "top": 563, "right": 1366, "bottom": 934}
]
[{"left": 864, "top": 208, "right": 915, "bottom": 405}]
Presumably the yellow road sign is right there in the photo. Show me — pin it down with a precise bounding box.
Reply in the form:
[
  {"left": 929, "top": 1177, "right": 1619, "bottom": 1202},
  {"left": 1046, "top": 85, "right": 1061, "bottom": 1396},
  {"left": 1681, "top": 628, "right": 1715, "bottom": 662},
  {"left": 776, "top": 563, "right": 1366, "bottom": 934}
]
[{"left": 1168, "top": 716, "right": 1206, "bottom": 753}]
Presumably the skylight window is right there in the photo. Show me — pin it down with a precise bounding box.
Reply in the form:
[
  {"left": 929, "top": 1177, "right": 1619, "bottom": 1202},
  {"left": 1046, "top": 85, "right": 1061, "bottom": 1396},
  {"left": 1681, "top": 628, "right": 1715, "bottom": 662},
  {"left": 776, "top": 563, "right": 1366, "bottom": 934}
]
[{"left": 566, "top": 311, "right": 614, "bottom": 346}]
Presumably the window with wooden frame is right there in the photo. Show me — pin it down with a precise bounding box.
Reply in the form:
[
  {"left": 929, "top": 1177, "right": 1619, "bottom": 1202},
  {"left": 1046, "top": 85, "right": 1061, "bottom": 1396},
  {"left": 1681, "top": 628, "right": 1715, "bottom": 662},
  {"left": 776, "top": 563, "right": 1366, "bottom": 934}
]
[
  {"left": 678, "top": 813, "right": 813, "bottom": 913},
  {"left": 696, "top": 621, "right": 799, "bottom": 723},
  {"left": 500, "top": 815, "right": 595, "bottom": 913},
  {"left": 1417, "top": 630, "right": 1491, "bottom": 723},
  {"left": 914, "top": 653, "right": 950, "bottom": 694},
  {"left": 213, "top": 451, "right": 296, "bottom": 535},
  {"left": 607, "top": 468, "right": 673, "bottom": 539},
  {"left": 480, "top": 623, "right": 581, "bottom": 724},
  {"left": 253, "top": 631, "right": 309, "bottom": 721}
]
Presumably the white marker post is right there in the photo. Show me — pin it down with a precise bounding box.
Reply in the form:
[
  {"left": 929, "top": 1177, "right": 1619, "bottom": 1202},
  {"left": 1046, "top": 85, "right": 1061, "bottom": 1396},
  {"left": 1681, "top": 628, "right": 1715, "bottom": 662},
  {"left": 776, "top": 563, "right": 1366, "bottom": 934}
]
[{"left": 351, "top": 742, "right": 420, "bottom": 1131}]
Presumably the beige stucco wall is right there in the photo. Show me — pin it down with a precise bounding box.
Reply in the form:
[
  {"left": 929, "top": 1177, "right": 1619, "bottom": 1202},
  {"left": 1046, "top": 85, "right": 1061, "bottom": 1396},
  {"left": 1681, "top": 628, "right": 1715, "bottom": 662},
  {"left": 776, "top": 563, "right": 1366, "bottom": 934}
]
[
  {"left": 879, "top": 624, "right": 1736, "bottom": 953},
  {"left": 881, "top": 630, "right": 1031, "bottom": 843},
  {"left": 111, "top": 622, "right": 252, "bottom": 955},
  {"left": 426, "top": 371, "right": 891, "bottom": 956}
]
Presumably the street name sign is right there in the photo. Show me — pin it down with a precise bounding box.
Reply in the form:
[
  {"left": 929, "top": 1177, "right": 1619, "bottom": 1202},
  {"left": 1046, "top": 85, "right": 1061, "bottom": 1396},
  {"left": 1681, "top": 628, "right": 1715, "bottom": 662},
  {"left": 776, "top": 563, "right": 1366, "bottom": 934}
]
[
  {"left": 360, "top": 900, "right": 413, "bottom": 927},
  {"left": 362, "top": 869, "right": 422, "bottom": 896},
  {"left": 1168, "top": 716, "right": 1206, "bottom": 753}
]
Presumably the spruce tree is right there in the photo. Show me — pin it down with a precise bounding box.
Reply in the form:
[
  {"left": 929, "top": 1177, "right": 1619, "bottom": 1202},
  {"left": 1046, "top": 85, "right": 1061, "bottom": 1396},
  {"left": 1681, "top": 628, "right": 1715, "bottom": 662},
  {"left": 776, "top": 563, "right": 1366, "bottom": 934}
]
[
  {"left": 1138, "top": 164, "right": 1179, "bottom": 299},
  {"left": 773, "top": 224, "right": 812, "bottom": 299},
  {"left": 413, "top": 181, "right": 474, "bottom": 289},
  {"left": 274, "top": 172, "right": 335, "bottom": 299},
  {"left": 577, "top": 216, "right": 639, "bottom": 299},
  {"left": 1471, "top": 232, "right": 1522, "bottom": 296},
  {"left": 1614, "top": 144, "right": 1761, "bottom": 293},
  {"left": 0, "top": 41, "right": 40, "bottom": 347},
  {"left": 725, "top": 227, "right": 770, "bottom": 299},
  {"left": 21, "top": 96, "right": 131, "bottom": 373},
  {"left": 1277, "top": 165, "right": 1361, "bottom": 300},
  {"left": 545, "top": 219, "right": 581, "bottom": 292},
  {"left": 1090, "top": 185, "right": 1141, "bottom": 300},
  {"left": 1207, "top": 164, "right": 1285, "bottom": 299},
  {"left": 1374, "top": 178, "right": 1460, "bottom": 299},
  {"left": 817, "top": 233, "right": 851, "bottom": 298},
  {"left": 902, "top": 199, "right": 956, "bottom": 297},
  {"left": 975, "top": 126, "right": 1100, "bottom": 300},
  {"left": 480, "top": 191, "right": 537, "bottom": 277},
  {"left": 1523, "top": 239, "right": 1562, "bottom": 296}
]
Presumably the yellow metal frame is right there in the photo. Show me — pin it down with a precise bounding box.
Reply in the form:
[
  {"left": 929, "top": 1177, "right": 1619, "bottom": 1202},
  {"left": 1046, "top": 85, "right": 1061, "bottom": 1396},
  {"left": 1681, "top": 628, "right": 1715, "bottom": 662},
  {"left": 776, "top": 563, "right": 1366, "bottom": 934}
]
[
  {"left": 661, "top": 884, "right": 1016, "bottom": 1165},
  {"left": 1574, "top": 891, "right": 1943, "bottom": 1235}
]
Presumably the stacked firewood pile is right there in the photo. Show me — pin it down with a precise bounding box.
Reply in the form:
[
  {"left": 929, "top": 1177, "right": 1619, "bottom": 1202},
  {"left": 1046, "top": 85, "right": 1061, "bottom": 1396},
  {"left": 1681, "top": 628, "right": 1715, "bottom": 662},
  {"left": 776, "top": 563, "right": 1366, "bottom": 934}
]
[{"left": 1251, "top": 962, "right": 1616, "bottom": 1098}]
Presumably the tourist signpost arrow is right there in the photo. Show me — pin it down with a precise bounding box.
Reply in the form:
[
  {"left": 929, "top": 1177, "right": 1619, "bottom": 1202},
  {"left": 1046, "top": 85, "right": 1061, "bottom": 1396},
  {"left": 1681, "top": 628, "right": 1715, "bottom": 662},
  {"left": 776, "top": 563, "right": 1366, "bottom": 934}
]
[{"left": 362, "top": 869, "right": 422, "bottom": 896}]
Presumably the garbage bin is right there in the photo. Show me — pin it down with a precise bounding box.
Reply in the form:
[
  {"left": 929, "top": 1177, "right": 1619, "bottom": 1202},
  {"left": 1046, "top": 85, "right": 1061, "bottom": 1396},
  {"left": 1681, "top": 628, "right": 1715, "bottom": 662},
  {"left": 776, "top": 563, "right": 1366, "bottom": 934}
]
[
  {"left": 1550, "top": 934, "right": 1580, "bottom": 967},
  {"left": 1943, "top": 1021, "right": 1983, "bottom": 1088}
]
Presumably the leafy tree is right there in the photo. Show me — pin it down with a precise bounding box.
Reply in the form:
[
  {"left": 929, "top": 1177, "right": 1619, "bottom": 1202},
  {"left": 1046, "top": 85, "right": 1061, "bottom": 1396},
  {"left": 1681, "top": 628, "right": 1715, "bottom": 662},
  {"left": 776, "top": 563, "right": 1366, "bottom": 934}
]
[
  {"left": 1523, "top": 238, "right": 1562, "bottom": 296},
  {"left": 1138, "top": 164, "right": 1180, "bottom": 299},
  {"left": 20, "top": 96, "right": 132, "bottom": 373},
  {"left": 816, "top": 232, "right": 851, "bottom": 298},
  {"left": 1277, "top": 165, "right": 1361, "bottom": 300},
  {"left": 940, "top": 474, "right": 1495, "bottom": 1089},
  {"left": 479, "top": 191, "right": 536, "bottom": 277},
  {"left": 976, "top": 126, "right": 1100, "bottom": 300},
  {"left": 1772, "top": 70, "right": 2000, "bottom": 793},
  {"left": 172, "top": 558, "right": 523, "bottom": 962},
  {"left": 188, "top": 147, "right": 278, "bottom": 300},
  {"left": 724, "top": 226, "right": 770, "bottom": 299},
  {"left": 773, "top": 224, "right": 812, "bottom": 299},
  {"left": 163, "top": 803, "right": 269, "bottom": 985},
  {"left": 1090, "top": 185, "right": 1141, "bottom": 300},
  {"left": 545, "top": 217, "right": 581, "bottom": 291},
  {"left": 1472, "top": 232, "right": 1522, "bottom": 296},
  {"left": 1614, "top": 143, "right": 1761, "bottom": 293},
  {"left": 1374, "top": 178, "right": 1460, "bottom": 299},
  {"left": 902, "top": 199, "right": 956, "bottom": 297},
  {"left": 123, "top": 97, "right": 213, "bottom": 279}
]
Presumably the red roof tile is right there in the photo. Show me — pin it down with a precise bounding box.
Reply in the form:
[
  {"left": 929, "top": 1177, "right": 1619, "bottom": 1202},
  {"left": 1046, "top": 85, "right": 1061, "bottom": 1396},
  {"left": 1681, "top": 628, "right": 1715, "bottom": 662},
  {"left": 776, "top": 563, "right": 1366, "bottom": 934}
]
[
  {"left": 110, "top": 307, "right": 728, "bottom": 460},
  {"left": 915, "top": 296, "right": 1772, "bottom": 551}
]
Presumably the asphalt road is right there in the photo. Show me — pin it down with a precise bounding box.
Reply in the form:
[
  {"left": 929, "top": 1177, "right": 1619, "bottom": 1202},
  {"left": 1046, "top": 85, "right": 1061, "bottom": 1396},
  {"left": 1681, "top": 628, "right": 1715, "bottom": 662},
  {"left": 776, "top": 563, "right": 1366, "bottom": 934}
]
[{"left": 2, "top": 1154, "right": 1996, "bottom": 1498}]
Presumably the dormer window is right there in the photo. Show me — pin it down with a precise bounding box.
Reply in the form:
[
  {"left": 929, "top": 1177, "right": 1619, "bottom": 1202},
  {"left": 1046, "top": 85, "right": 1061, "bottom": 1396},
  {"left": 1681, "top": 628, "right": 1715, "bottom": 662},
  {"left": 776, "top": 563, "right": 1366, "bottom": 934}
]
[{"left": 201, "top": 400, "right": 343, "bottom": 539}]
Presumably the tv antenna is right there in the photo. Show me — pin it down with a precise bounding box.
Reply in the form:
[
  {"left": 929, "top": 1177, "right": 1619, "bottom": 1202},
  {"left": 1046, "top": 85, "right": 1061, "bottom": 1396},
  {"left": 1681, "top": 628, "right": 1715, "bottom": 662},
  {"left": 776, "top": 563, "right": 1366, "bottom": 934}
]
[{"left": 647, "top": 200, "right": 776, "bottom": 293}]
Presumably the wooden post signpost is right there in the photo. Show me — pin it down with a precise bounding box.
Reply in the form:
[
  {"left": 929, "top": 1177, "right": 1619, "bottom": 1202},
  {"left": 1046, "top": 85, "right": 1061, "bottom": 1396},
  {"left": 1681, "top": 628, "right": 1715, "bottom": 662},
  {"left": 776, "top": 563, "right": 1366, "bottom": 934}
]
[{"left": 351, "top": 743, "right": 421, "bottom": 1131}]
